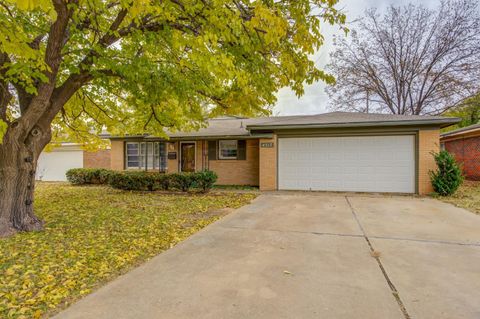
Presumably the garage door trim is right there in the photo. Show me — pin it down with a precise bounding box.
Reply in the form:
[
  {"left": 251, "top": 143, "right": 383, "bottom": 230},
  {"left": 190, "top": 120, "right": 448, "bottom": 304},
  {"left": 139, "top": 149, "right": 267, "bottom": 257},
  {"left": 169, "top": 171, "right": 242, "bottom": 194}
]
[{"left": 276, "top": 132, "right": 419, "bottom": 194}]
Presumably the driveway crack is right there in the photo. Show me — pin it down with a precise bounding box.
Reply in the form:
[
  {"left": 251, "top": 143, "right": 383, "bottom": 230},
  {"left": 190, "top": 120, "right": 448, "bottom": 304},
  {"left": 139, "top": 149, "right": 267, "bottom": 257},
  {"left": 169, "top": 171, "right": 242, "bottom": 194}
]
[{"left": 345, "top": 196, "right": 411, "bottom": 319}]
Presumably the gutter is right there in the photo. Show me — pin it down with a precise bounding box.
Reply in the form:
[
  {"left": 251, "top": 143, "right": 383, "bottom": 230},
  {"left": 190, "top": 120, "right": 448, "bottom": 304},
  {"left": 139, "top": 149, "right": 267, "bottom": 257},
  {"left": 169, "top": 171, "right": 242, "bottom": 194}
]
[
  {"left": 440, "top": 127, "right": 480, "bottom": 138},
  {"left": 246, "top": 118, "right": 461, "bottom": 131},
  {"left": 108, "top": 133, "right": 274, "bottom": 141}
]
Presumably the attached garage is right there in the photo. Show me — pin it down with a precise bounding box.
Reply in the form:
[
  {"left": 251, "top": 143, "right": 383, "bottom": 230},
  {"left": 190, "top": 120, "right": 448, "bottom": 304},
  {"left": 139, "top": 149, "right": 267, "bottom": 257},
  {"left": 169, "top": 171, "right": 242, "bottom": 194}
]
[
  {"left": 278, "top": 135, "right": 415, "bottom": 193},
  {"left": 248, "top": 112, "right": 461, "bottom": 194}
]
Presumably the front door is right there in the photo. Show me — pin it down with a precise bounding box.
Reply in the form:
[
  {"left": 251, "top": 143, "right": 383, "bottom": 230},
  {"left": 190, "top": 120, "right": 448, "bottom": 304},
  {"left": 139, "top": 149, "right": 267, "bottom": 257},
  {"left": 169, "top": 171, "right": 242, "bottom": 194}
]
[{"left": 181, "top": 143, "right": 196, "bottom": 172}]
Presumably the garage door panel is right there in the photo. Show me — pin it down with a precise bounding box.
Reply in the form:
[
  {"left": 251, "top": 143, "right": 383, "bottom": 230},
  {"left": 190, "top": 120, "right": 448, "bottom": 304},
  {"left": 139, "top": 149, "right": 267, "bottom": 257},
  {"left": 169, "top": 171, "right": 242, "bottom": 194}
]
[
  {"left": 278, "top": 136, "right": 415, "bottom": 193},
  {"left": 36, "top": 149, "right": 84, "bottom": 181}
]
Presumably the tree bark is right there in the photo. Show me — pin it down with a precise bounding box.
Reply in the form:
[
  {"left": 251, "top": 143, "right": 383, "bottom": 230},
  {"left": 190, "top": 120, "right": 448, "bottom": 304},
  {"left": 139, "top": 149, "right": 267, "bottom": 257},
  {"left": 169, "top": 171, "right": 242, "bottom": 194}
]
[{"left": 0, "top": 121, "right": 51, "bottom": 237}]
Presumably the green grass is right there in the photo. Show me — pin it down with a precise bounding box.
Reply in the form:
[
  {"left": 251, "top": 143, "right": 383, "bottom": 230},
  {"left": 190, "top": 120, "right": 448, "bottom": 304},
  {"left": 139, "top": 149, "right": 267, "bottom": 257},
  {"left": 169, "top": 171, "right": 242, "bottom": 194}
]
[
  {"left": 436, "top": 181, "right": 480, "bottom": 214},
  {"left": 0, "top": 183, "right": 257, "bottom": 318}
]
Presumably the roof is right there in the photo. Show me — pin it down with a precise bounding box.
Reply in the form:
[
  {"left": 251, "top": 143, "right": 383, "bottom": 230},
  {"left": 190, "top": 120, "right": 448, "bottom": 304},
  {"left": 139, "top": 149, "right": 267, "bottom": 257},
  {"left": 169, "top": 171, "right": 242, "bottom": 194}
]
[
  {"left": 110, "top": 112, "right": 460, "bottom": 140},
  {"left": 246, "top": 112, "right": 460, "bottom": 130},
  {"left": 440, "top": 123, "right": 480, "bottom": 138}
]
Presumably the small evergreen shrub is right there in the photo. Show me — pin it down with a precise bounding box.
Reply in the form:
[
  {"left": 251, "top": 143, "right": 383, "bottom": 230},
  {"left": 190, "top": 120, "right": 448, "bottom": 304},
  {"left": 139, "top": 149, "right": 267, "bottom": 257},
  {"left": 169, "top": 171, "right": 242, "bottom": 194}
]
[
  {"left": 66, "top": 168, "right": 113, "bottom": 185},
  {"left": 429, "top": 150, "right": 464, "bottom": 196},
  {"left": 170, "top": 173, "right": 195, "bottom": 192},
  {"left": 194, "top": 170, "right": 218, "bottom": 192}
]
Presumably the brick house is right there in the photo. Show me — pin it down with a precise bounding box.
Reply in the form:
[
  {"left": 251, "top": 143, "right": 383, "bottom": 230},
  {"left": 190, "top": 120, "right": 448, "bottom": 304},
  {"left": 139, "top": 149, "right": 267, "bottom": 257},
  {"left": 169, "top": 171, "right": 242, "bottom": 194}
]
[
  {"left": 440, "top": 123, "right": 480, "bottom": 180},
  {"left": 109, "top": 112, "right": 459, "bottom": 194}
]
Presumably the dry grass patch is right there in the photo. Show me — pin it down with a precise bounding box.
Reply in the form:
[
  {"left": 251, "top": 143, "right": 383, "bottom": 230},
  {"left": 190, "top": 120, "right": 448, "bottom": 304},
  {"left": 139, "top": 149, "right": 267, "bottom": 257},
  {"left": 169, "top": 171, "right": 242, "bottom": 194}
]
[
  {"left": 0, "top": 183, "right": 256, "bottom": 318},
  {"left": 436, "top": 181, "right": 480, "bottom": 214}
]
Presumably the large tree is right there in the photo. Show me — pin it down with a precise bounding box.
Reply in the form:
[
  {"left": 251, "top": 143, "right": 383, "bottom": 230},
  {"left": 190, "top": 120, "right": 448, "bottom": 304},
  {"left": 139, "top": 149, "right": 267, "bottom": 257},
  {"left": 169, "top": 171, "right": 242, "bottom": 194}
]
[
  {"left": 0, "top": 0, "right": 345, "bottom": 236},
  {"left": 326, "top": 0, "right": 480, "bottom": 115},
  {"left": 442, "top": 94, "right": 480, "bottom": 131}
]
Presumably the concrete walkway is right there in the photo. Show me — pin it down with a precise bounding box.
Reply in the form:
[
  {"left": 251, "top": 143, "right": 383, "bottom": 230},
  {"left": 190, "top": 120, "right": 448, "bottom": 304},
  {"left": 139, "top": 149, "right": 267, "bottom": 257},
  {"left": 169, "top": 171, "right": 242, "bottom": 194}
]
[{"left": 54, "top": 193, "right": 480, "bottom": 319}]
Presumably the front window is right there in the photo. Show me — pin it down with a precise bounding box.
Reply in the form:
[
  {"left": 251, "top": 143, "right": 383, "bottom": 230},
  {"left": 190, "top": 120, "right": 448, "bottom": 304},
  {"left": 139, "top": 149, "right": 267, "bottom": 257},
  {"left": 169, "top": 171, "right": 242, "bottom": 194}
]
[
  {"left": 126, "top": 142, "right": 167, "bottom": 171},
  {"left": 219, "top": 140, "right": 238, "bottom": 159}
]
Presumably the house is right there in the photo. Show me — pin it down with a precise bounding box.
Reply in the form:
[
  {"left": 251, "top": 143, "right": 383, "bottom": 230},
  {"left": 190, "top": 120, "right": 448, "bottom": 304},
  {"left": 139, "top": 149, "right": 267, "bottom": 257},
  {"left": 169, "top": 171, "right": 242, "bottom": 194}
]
[
  {"left": 109, "top": 112, "right": 460, "bottom": 194},
  {"left": 440, "top": 123, "right": 480, "bottom": 180},
  {"left": 36, "top": 143, "right": 111, "bottom": 181}
]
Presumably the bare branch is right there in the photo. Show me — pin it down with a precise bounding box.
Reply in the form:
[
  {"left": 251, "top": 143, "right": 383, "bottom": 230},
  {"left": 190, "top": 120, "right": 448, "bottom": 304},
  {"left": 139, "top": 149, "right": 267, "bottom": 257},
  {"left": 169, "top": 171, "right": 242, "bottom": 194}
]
[{"left": 327, "top": 0, "right": 480, "bottom": 115}]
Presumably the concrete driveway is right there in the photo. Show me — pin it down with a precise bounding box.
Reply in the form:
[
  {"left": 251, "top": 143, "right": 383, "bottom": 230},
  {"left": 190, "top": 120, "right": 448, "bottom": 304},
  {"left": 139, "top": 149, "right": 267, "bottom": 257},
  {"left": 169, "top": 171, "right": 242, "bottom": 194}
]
[{"left": 55, "top": 193, "right": 480, "bottom": 319}]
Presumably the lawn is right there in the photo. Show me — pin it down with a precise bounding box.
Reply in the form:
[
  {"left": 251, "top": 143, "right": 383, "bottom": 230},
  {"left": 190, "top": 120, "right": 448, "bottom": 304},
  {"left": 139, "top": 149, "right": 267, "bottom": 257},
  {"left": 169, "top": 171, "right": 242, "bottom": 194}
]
[
  {"left": 437, "top": 181, "right": 480, "bottom": 214},
  {"left": 0, "top": 183, "right": 256, "bottom": 319}
]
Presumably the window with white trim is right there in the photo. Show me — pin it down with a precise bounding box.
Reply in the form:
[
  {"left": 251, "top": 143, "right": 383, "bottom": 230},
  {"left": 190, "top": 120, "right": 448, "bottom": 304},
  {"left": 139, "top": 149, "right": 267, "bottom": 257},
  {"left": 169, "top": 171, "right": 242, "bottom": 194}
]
[
  {"left": 218, "top": 140, "right": 238, "bottom": 159},
  {"left": 125, "top": 142, "right": 167, "bottom": 171}
]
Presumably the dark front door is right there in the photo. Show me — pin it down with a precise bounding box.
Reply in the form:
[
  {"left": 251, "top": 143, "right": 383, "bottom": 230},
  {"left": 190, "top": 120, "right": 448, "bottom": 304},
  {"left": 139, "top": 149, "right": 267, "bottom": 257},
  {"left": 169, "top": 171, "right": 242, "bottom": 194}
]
[{"left": 181, "top": 143, "right": 196, "bottom": 172}]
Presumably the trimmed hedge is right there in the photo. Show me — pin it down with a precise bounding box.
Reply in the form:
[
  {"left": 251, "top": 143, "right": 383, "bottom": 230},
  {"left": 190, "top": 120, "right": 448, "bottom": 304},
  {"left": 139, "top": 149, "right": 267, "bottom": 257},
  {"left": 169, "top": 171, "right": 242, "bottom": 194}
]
[
  {"left": 108, "top": 170, "right": 218, "bottom": 192},
  {"left": 194, "top": 170, "right": 218, "bottom": 192},
  {"left": 66, "top": 168, "right": 113, "bottom": 185},
  {"left": 169, "top": 173, "right": 195, "bottom": 192},
  {"left": 107, "top": 171, "right": 154, "bottom": 191},
  {"left": 67, "top": 168, "right": 218, "bottom": 192}
]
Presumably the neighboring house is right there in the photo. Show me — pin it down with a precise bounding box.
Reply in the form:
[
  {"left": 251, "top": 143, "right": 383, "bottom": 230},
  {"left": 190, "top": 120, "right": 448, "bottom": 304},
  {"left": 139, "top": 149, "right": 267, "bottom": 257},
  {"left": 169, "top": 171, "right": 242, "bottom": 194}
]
[
  {"left": 109, "top": 112, "right": 459, "bottom": 194},
  {"left": 440, "top": 123, "right": 480, "bottom": 181},
  {"left": 36, "top": 143, "right": 111, "bottom": 181}
]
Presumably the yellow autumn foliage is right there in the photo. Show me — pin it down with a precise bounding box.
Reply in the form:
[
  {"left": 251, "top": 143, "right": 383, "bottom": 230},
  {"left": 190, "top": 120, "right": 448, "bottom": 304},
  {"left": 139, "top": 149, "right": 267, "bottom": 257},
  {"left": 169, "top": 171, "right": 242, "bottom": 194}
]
[{"left": 0, "top": 183, "right": 256, "bottom": 318}]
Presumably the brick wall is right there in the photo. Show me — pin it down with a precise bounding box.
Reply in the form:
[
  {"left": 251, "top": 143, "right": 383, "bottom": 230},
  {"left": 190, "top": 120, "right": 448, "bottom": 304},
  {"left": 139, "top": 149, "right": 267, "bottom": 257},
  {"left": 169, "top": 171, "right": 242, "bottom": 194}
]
[
  {"left": 444, "top": 135, "right": 480, "bottom": 181},
  {"left": 208, "top": 139, "right": 259, "bottom": 185},
  {"left": 110, "top": 140, "right": 124, "bottom": 170},
  {"left": 166, "top": 141, "right": 179, "bottom": 173},
  {"left": 418, "top": 129, "right": 440, "bottom": 195},
  {"left": 83, "top": 149, "right": 111, "bottom": 169},
  {"left": 258, "top": 136, "right": 277, "bottom": 191}
]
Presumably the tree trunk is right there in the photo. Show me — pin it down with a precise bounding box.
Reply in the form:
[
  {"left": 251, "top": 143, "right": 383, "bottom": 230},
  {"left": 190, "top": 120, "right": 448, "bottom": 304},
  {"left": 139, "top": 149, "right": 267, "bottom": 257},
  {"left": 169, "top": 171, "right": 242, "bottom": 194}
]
[{"left": 0, "top": 126, "right": 50, "bottom": 237}]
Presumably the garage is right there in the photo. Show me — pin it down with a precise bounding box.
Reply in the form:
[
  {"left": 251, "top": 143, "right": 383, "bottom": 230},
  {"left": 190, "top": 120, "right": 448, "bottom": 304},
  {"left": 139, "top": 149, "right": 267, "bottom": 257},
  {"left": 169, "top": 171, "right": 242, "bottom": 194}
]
[
  {"left": 278, "top": 135, "right": 416, "bottom": 193},
  {"left": 36, "top": 144, "right": 84, "bottom": 181}
]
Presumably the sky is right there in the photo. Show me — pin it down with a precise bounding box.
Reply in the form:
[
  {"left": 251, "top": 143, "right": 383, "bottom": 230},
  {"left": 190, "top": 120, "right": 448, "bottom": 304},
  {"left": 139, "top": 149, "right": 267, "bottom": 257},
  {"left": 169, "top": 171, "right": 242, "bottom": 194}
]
[{"left": 273, "top": 0, "right": 439, "bottom": 116}]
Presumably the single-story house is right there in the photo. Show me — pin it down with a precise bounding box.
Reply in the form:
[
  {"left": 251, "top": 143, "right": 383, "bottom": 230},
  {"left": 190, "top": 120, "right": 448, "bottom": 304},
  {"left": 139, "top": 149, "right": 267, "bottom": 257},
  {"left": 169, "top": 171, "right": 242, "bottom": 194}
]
[
  {"left": 440, "top": 123, "right": 480, "bottom": 180},
  {"left": 109, "top": 112, "right": 459, "bottom": 194},
  {"left": 36, "top": 143, "right": 111, "bottom": 181}
]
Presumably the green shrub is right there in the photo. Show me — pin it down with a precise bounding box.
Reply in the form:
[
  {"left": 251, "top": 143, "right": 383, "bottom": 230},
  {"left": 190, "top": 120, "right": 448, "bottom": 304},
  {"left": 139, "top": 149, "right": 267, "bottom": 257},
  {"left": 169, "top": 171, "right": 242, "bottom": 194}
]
[
  {"left": 170, "top": 173, "right": 195, "bottom": 192},
  {"left": 108, "top": 171, "right": 151, "bottom": 191},
  {"left": 66, "top": 168, "right": 113, "bottom": 185},
  {"left": 429, "top": 150, "right": 464, "bottom": 196},
  {"left": 154, "top": 174, "right": 171, "bottom": 191},
  {"left": 108, "top": 172, "right": 172, "bottom": 191},
  {"left": 194, "top": 170, "right": 218, "bottom": 192},
  {"left": 105, "top": 170, "right": 217, "bottom": 193}
]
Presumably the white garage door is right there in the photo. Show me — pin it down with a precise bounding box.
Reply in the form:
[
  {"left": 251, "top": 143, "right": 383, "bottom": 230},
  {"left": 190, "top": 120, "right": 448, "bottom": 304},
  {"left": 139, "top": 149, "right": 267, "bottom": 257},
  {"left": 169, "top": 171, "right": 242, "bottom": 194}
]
[
  {"left": 278, "top": 135, "right": 415, "bottom": 193},
  {"left": 36, "top": 147, "right": 84, "bottom": 181}
]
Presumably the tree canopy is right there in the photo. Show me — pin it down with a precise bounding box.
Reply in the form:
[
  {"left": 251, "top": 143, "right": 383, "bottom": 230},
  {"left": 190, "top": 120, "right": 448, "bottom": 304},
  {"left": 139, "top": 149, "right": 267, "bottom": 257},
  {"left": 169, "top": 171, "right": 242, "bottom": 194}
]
[
  {"left": 0, "top": 0, "right": 345, "bottom": 146},
  {"left": 326, "top": 0, "right": 480, "bottom": 115},
  {"left": 442, "top": 94, "right": 480, "bottom": 131}
]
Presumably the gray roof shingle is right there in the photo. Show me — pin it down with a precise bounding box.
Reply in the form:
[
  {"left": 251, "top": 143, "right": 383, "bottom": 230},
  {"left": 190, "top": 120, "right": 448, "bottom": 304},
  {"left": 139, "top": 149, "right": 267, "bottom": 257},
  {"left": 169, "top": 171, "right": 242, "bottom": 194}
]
[
  {"left": 115, "top": 112, "right": 460, "bottom": 139},
  {"left": 247, "top": 111, "right": 459, "bottom": 128}
]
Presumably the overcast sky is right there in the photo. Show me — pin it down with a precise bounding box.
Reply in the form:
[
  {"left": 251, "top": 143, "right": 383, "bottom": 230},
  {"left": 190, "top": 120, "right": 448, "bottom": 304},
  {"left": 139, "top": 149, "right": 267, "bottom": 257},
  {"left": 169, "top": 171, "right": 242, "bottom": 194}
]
[{"left": 273, "top": 0, "right": 439, "bottom": 116}]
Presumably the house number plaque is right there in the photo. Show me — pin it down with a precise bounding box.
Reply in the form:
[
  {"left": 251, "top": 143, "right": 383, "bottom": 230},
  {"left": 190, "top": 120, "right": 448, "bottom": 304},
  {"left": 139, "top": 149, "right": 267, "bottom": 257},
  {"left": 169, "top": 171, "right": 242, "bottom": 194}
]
[{"left": 260, "top": 142, "right": 274, "bottom": 148}]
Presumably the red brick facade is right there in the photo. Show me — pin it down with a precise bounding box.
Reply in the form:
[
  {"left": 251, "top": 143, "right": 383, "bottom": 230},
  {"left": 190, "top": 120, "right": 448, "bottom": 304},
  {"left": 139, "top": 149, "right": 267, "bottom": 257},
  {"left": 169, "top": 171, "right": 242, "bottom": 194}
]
[
  {"left": 83, "top": 149, "right": 111, "bottom": 169},
  {"left": 444, "top": 136, "right": 480, "bottom": 181}
]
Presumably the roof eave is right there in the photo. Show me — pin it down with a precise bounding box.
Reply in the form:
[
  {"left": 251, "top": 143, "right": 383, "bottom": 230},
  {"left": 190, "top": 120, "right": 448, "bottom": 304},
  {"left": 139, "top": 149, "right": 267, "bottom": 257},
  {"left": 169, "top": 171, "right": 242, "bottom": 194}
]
[
  {"left": 441, "top": 127, "right": 480, "bottom": 138},
  {"left": 108, "top": 133, "right": 273, "bottom": 140},
  {"left": 247, "top": 118, "right": 461, "bottom": 131}
]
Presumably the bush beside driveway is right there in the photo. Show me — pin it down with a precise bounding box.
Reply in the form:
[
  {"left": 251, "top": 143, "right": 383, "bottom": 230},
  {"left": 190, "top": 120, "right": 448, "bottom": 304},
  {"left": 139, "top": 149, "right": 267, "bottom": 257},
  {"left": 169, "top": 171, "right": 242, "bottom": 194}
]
[{"left": 0, "top": 183, "right": 256, "bottom": 319}]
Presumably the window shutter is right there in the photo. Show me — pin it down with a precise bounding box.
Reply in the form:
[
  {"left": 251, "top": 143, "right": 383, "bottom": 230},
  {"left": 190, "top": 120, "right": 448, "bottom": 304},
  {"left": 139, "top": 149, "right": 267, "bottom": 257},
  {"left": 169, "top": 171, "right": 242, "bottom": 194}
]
[
  {"left": 208, "top": 140, "right": 217, "bottom": 160},
  {"left": 237, "top": 140, "right": 246, "bottom": 160}
]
